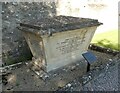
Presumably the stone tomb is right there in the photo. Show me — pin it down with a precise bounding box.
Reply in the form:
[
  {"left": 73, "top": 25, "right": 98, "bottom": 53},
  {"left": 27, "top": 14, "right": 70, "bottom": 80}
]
[{"left": 18, "top": 16, "right": 102, "bottom": 73}]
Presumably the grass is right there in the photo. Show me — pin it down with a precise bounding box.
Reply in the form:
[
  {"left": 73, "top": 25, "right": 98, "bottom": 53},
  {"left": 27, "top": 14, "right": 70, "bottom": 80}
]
[{"left": 91, "top": 30, "right": 119, "bottom": 51}]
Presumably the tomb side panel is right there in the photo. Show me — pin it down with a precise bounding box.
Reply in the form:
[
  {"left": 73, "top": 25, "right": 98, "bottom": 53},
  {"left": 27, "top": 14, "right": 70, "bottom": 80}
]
[{"left": 42, "top": 27, "right": 96, "bottom": 71}]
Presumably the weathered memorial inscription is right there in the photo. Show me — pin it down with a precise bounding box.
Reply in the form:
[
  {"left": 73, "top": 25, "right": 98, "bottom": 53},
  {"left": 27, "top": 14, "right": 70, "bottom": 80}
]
[{"left": 56, "top": 30, "right": 87, "bottom": 55}]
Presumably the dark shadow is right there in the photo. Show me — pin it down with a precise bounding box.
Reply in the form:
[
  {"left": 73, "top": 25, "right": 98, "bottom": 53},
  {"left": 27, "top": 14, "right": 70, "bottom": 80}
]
[{"left": 87, "top": 63, "right": 90, "bottom": 72}]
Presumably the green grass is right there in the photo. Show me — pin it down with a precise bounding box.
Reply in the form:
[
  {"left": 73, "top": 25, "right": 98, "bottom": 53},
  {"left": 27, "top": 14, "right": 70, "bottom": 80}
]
[{"left": 91, "top": 30, "right": 119, "bottom": 51}]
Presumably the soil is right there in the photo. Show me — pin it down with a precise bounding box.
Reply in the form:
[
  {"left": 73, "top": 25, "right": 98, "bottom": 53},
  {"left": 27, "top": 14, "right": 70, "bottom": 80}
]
[{"left": 1, "top": 49, "right": 119, "bottom": 92}]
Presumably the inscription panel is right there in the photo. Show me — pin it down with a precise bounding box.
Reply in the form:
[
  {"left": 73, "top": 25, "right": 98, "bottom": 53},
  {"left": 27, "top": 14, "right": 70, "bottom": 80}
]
[
  {"left": 55, "top": 30, "right": 87, "bottom": 55},
  {"left": 56, "top": 36, "right": 84, "bottom": 54},
  {"left": 43, "top": 28, "right": 92, "bottom": 59}
]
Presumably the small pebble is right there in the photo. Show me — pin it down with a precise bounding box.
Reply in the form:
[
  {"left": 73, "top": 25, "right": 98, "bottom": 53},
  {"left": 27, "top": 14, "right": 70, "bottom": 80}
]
[
  {"left": 107, "top": 64, "right": 109, "bottom": 67},
  {"left": 63, "top": 68, "right": 67, "bottom": 71},
  {"left": 76, "top": 63, "right": 79, "bottom": 66},
  {"left": 71, "top": 66, "right": 76, "bottom": 71},
  {"left": 88, "top": 76, "right": 92, "bottom": 79},
  {"left": 35, "top": 72, "right": 40, "bottom": 76},
  {"left": 53, "top": 73, "right": 57, "bottom": 77},
  {"left": 83, "top": 81, "right": 87, "bottom": 84},
  {"left": 70, "top": 87, "right": 74, "bottom": 90},
  {"left": 40, "top": 73, "right": 49, "bottom": 80},
  {"left": 109, "top": 59, "right": 113, "bottom": 61},
  {"left": 6, "top": 16, "right": 9, "bottom": 18},
  {"left": 2, "top": 11, "right": 5, "bottom": 14},
  {"left": 67, "top": 83, "right": 71, "bottom": 87},
  {"left": 16, "top": 14, "right": 18, "bottom": 17}
]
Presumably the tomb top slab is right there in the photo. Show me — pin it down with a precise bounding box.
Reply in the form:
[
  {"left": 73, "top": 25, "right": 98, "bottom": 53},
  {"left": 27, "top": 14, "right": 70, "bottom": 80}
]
[{"left": 18, "top": 15, "right": 102, "bottom": 36}]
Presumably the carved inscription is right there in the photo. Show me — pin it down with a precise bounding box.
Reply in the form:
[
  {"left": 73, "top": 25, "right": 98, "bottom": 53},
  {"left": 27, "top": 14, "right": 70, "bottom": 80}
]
[{"left": 56, "top": 31, "right": 87, "bottom": 54}]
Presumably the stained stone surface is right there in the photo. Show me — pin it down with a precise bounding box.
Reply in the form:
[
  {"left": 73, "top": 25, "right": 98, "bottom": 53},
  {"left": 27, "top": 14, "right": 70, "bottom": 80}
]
[{"left": 2, "top": 2, "right": 57, "bottom": 66}]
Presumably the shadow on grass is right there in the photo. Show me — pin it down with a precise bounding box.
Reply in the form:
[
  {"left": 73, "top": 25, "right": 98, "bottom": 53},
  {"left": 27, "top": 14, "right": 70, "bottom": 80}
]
[{"left": 94, "top": 39, "right": 120, "bottom": 51}]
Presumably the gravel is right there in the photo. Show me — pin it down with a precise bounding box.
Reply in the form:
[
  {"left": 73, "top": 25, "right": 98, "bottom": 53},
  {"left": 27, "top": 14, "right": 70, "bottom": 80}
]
[
  {"left": 1, "top": 50, "right": 120, "bottom": 91},
  {"left": 82, "top": 60, "right": 119, "bottom": 91}
]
